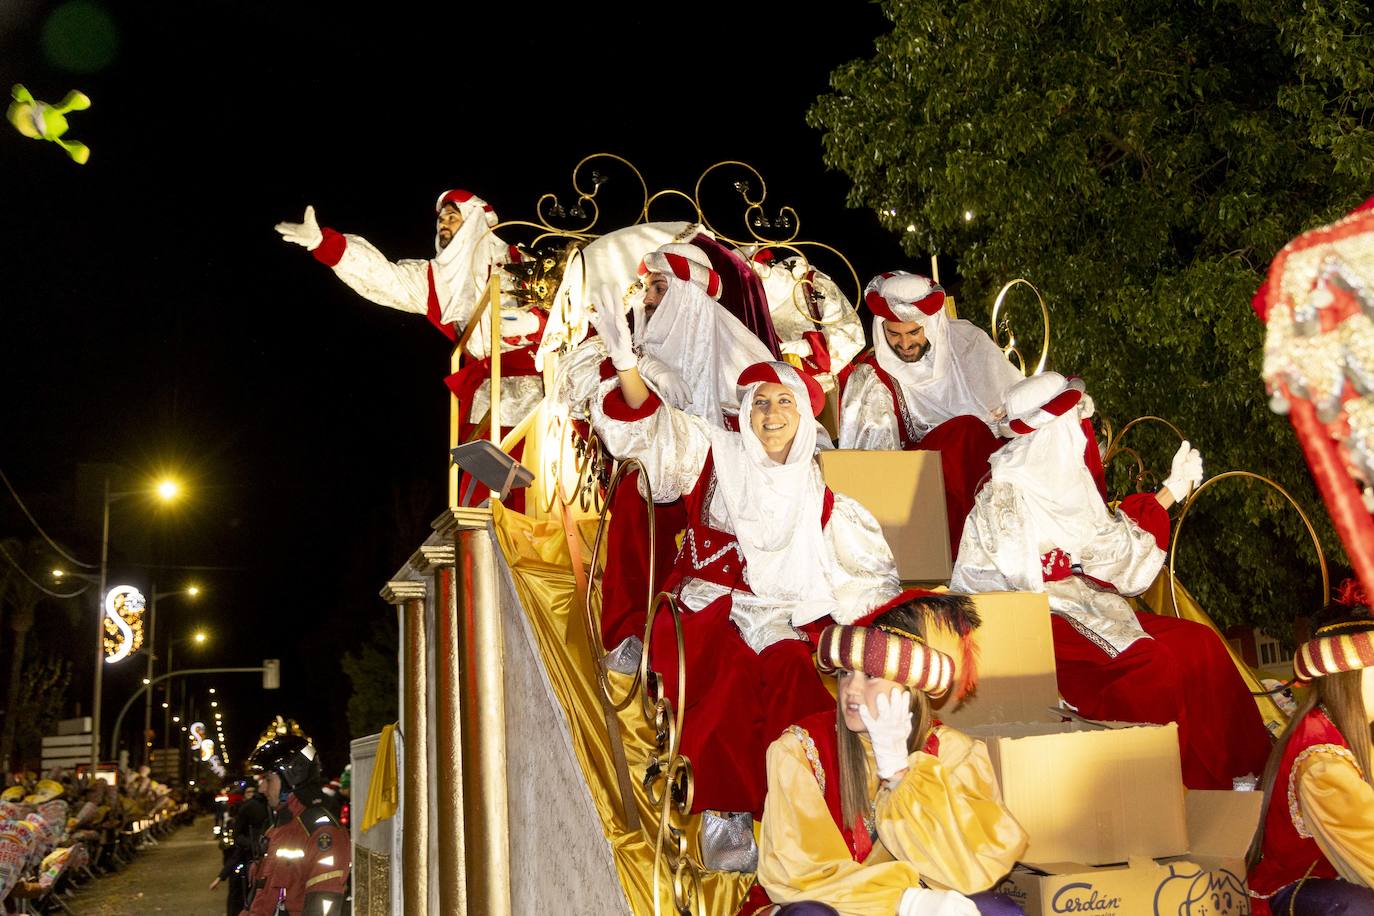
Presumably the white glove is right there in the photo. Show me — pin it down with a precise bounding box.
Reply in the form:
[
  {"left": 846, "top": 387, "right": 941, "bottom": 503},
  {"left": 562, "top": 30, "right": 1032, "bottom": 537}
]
[
  {"left": 589, "top": 285, "right": 636, "bottom": 370},
  {"left": 779, "top": 338, "right": 814, "bottom": 358},
  {"left": 899, "top": 887, "right": 979, "bottom": 916},
  {"left": 275, "top": 205, "right": 323, "bottom": 250},
  {"left": 638, "top": 353, "right": 692, "bottom": 407},
  {"left": 1161, "top": 439, "right": 1203, "bottom": 504},
  {"left": 857, "top": 687, "right": 913, "bottom": 781}
]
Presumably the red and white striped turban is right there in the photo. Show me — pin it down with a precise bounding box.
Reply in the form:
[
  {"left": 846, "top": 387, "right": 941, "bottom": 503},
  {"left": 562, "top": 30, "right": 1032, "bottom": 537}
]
[
  {"left": 1000, "top": 372, "right": 1086, "bottom": 437},
  {"left": 737, "top": 360, "right": 825, "bottom": 417},
  {"left": 864, "top": 271, "right": 946, "bottom": 324},
  {"left": 817, "top": 620, "right": 956, "bottom": 699},
  {"left": 1295, "top": 582, "right": 1374, "bottom": 682},
  {"left": 639, "top": 243, "right": 723, "bottom": 300},
  {"left": 434, "top": 188, "right": 499, "bottom": 228},
  {"left": 1295, "top": 619, "right": 1374, "bottom": 682}
]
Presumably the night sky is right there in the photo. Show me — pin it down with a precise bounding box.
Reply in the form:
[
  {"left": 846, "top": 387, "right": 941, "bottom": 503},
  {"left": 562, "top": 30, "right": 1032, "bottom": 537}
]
[{"left": 0, "top": 2, "right": 911, "bottom": 774}]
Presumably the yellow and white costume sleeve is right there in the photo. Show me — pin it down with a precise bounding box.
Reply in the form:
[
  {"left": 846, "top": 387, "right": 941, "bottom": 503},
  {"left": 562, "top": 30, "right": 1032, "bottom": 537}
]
[
  {"left": 875, "top": 727, "right": 1028, "bottom": 893},
  {"left": 1296, "top": 747, "right": 1374, "bottom": 887},
  {"left": 759, "top": 726, "right": 1027, "bottom": 914}
]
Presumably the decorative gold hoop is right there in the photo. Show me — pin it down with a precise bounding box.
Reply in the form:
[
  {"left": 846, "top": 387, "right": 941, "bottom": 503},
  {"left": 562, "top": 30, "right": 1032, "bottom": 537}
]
[
  {"left": 641, "top": 590, "right": 703, "bottom": 916},
  {"left": 585, "top": 458, "right": 658, "bottom": 711},
  {"left": 990, "top": 279, "right": 1050, "bottom": 376},
  {"left": 1167, "top": 470, "right": 1330, "bottom": 618}
]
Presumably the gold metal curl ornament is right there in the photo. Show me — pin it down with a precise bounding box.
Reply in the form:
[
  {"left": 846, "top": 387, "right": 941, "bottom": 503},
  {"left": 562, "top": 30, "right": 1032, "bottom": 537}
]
[
  {"left": 534, "top": 153, "right": 650, "bottom": 236},
  {"left": 640, "top": 589, "right": 703, "bottom": 916},
  {"left": 645, "top": 188, "right": 704, "bottom": 226},
  {"left": 1101, "top": 416, "right": 1186, "bottom": 500},
  {"left": 584, "top": 458, "right": 658, "bottom": 711},
  {"left": 693, "top": 161, "right": 800, "bottom": 247},
  {"left": 990, "top": 279, "right": 1050, "bottom": 376},
  {"left": 1166, "top": 470, "right": 1330, "bottom": 619},
  {"left": 574, "top": 431, "right": 609, "bottom": 515},
  {"left": 538, "top": 407, "right": 569, "bottom": 516}
]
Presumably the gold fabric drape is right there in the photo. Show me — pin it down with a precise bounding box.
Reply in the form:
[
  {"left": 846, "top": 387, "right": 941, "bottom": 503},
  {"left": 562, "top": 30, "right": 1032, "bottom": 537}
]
[
  {"left": 491, "top": 502, "right": 755, "bottom": 914},
  {"left": 361, "top": 722, "right": 399, "bottom": 833},
  {"left": 1136, "top": 572, "right": 1288, "bottom": 733}
]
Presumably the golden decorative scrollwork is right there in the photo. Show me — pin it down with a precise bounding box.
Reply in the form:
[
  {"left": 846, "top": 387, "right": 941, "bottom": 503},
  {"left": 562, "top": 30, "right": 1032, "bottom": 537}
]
[
  {"left": 693, "top": 161, "right": 799, "bottom": 246},
  {"left": 1101, "top": 416, "right": 1186, "bottom": 501},
  {"left": 1167, "top": 470, "right": 1330, "bottom": 618},
  {"left": 990, "top": 279, "right": 1050, "bottom": 376},
  {"left": 578, "top": 459, "right": 705, "bottom": 914},
  {"left": 585, "top": 458, "right": 656, "bottom": 711},
  {"left": 641, "top": 590, "right": 704, "bottom": 916},
  {"left": 535, "top": 153, "right": 650, "bottom": 235}
]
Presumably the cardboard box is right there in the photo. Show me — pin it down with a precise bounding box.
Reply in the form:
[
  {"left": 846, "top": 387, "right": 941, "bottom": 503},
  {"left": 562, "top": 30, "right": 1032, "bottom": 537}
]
[
  {"left": 817, "top": 449, "right": 950, "bottom": 582},
  {"left": 927, "top": 591, "right": 1060, "bottom": 728},
  {"left": 995, "top": 790, "right": 1263, "bottom": 916},
  {"left": 966, "top": 721, "right": 1188, "bottom": 865}
]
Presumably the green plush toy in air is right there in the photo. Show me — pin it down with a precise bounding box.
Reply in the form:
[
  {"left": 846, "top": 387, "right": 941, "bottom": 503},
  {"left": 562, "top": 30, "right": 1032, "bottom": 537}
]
[{"left": 7, "top": 84, "right": 91, "bottom": 163}]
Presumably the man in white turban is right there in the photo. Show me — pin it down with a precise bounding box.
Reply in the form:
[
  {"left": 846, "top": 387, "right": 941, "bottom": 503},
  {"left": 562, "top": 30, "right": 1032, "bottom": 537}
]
[
  {"left": 839, "top": 271, "right": 1023, "bottom": 547},
  {"left": 275, "top": 189, "right": 544, "bottom": 507},
  {"left": 951, "top": 372, "right": 1272, "bottom": 789}
]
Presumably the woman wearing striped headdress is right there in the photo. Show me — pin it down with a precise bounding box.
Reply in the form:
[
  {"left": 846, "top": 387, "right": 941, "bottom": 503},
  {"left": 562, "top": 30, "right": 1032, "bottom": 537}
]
[
  {"left": 752, "top": 591, "right": 1028, "bottom": 916},
  {"left": 1246, "top": 582, "right": 1374, "bottom": 915}
]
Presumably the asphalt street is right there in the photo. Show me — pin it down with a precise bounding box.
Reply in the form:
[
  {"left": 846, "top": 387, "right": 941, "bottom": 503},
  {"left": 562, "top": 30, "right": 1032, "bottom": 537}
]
[{"left": 70, "top": 815, "right": 228, "bottom": 915}]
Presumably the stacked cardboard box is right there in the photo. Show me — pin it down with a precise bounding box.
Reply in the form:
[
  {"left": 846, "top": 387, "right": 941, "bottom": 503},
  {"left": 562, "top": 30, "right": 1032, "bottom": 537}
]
[{"left": 818, "top": 451, "right": 1266, "bottom": 913}]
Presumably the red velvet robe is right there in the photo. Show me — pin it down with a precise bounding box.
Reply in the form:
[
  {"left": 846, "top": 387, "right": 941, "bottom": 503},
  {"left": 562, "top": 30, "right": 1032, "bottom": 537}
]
[
  {"left": 1048, "top": 494, "right": 1274, "bottom": 789},
  {"left": 1248, "top": 707, "right": 1347, "bottom": 912}
]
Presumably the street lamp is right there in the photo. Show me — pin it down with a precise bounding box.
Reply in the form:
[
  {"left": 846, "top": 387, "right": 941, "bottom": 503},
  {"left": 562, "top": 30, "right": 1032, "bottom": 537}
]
[
  {"left": 164, "top": 629, "right": 209, "bottom": 759},
  {"left": 91, "top": 476, "right": 182, "bottom": 771},
  {"left": 142, "top": 584, "right": 200, "bottom": 767}
]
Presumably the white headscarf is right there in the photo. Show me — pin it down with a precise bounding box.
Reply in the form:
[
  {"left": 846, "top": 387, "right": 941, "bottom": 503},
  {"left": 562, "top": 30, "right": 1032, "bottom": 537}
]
[
  {"left": 987, "top": 409, "right": 1107, "bottom": 556},
  {"left": 431, "top": 195, "right": 511, "bottom": 356},
  {"left": 640, "top": 277, "right": 774, "bottom": 425},
  {"left": 705, "top": 375, "right": 833, "bottom": 624},
  {"left": 872, "top": 309, "right": 1017, "bottom": 427}
]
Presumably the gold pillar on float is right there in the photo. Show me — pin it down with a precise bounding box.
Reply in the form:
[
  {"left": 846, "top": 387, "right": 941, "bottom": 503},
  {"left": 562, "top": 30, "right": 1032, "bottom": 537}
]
[
  {"left": 380, "top": 578, "right": 428, "bottom": 916},
  {"left": 410, "top": 540, "right": 464, "bottom": 914},
  {"left": 435, "top": 506, "right": 510, "bottom": 916}
]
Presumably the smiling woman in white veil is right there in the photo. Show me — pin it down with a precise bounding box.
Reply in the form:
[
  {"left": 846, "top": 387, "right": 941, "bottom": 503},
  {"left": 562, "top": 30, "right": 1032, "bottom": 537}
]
[{"left": 589, "top": 288, "right": 901, "bottom": 866}]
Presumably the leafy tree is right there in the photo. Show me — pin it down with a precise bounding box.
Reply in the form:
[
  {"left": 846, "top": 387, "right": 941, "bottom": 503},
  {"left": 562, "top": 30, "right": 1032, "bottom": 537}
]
[
  {"left": 809, "top": 0, "right": 1374, "bottom": 637},
  {"left": 341, "top": 616, "right": 398, "bottom": 738},
  {"left": 10, "top": 654, "right": 70, "bottom": 770}
]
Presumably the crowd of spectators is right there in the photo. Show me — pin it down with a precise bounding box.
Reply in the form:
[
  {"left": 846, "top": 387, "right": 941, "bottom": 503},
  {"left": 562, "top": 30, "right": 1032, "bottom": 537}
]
[{"left": 0, "top": 765, "right": 194, "bottom": 912}]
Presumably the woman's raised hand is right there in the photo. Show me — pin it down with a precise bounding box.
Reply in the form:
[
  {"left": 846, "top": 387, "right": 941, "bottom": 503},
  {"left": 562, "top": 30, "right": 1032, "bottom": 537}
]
[{"left": 858, "top": 686, "right": 913, "bottom": 781}]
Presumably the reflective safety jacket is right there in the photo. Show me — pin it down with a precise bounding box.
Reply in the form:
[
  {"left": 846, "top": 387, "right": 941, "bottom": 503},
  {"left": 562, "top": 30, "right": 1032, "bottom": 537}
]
[{"left": 246, "top": 792, "right": 350, "bottom": 915}]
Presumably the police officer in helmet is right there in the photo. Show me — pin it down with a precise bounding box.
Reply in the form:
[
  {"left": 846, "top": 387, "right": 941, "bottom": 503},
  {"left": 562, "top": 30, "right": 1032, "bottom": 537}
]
[{"left": 242, "top": 735, "right": 350, "bottom": 916}]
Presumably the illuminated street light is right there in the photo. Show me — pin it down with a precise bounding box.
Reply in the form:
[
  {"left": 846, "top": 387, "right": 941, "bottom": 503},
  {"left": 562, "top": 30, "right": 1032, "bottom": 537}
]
[
  {"left": 194, "top": 631, "right": 207, "bottom": 644},
  {"left": 91, "top": 474, "right": 191, "bottom": 770},
  {"left": 146, "top": 583, "right": 203, "bottom": 767}
]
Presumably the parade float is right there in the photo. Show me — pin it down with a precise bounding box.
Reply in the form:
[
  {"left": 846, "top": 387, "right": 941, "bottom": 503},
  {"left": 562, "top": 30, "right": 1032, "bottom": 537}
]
[{"left": 339, "top": 156, "right": 1339, "bottom": 916}]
